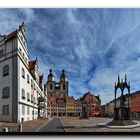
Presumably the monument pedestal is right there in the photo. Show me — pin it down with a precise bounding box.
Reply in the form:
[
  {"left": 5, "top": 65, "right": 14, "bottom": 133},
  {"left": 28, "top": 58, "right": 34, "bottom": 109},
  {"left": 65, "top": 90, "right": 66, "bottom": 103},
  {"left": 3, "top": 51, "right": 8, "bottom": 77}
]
[{"left": 107, "top": 120, "right": 136, "bottom": 126}]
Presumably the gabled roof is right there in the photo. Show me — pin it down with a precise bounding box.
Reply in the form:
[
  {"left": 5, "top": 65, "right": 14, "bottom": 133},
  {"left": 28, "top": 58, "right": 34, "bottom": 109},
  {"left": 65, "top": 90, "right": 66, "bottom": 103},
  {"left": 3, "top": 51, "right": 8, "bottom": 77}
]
[
  {"left": 6, "top": 31, "right": 17, "bottom": 41},
  {"left": 39, "top": 75, "right": 43, "bottom": 84},
  {"left": 66, "top": 96, "right": 75, "bottom": 101},
  {"left": 95, "top": 95, "right": 101, "bottom": 103},
  {"left": 28, "top": 60, "right": 36, "bottom": 70},
  {"left": 81, "top": 91, "right": 99, "bottom": 103},
  {"left": 131, "top": 90, "right": 140, "bottom": 96}
]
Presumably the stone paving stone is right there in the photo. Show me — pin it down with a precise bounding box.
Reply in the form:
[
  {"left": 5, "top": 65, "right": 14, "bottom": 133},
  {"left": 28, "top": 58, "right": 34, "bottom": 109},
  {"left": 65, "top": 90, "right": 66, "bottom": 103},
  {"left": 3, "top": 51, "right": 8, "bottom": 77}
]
[
  {"left": 22, "top": 118, "right": 50, "bottom": 132},
  {"left": 60, "top": 117, "right": 140, "bottom": 132}
]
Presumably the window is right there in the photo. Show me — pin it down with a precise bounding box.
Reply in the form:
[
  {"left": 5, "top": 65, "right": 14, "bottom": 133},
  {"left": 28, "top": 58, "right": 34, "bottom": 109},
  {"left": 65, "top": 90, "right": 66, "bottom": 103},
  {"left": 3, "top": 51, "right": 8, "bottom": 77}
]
[
  {"left": 31, "top": 79, "right": 33, "bottom": 87},
  {"left": 3, "top": 65, "right": 9, "bottom": 77},
  {"left": 50, "top": 84, "right": 52, "bottom": 90},
  {"left": 33, "top": 97, "right": 36, "bottom": 104},
  {"left": 19, "top": 48, "right": 22, "bottom": 54},
  {"left": 0, "top": 50, "right": 3, "bottom": 58},
  {"left": 25, "top": 57, "right": 27, "bottom": 63},
  {"left": 22, "top": 68, "right": 25, "bottom": 78},
  {"left": 22, "top": 89, "right": 25, "bottom": 99},
  {"left": 34, "top": 83, "right": 36, "bottom": 90},
  {"left": 27, "top": 74, "right": 30, "bottom": 83},
  {"left": 27, "top": 92, "right": 30, "bottom": 101},
  {"left": 27, "top": 106, "right": 30, "bottom": 115},
  {"left": 31, "top": 95, "right": 33, "bottom": 103},
  {"left": 2, "top": 87, "right": 10, "bottom": 98},
  {"left": 3, "top": 105, "right": 9, "bottom": 115},
  {"left": 23, "top": 53, "right": 25, "bottom": 59},
  {"left": 22, "top": 105, "right": 25, "bottom": 115},
  {"left": 63, "top": 84, "right": 65, "bottom": 90}
]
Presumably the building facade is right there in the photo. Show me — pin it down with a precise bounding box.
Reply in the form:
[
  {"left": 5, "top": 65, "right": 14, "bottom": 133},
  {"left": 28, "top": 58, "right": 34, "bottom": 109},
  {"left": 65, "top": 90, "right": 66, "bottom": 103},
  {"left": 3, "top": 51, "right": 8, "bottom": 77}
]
[
  {"left": 75, "top": 99, "right": 82, "bottom": 117},
  {"left": 47, "top": 96, "right": 66, "bottom": 117},
  {"left": 0, "top": 23, "right": 47, "bottom": 123},
  {"left": 66, "top": 96, "right": 75, "bottom": 116},
  {"left": 80, "top": 92, "right": 101, "bottom": 117},
  {"left": 131, "top": 91, "right": 140, "bottom": 119}
]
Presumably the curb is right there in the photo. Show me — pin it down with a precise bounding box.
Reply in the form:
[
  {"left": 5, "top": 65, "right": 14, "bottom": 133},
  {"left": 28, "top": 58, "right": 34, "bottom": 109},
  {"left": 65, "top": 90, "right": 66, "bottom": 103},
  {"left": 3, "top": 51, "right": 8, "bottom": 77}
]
[{"left": 98, "top": 122, "right": 140, "bottom": 129}]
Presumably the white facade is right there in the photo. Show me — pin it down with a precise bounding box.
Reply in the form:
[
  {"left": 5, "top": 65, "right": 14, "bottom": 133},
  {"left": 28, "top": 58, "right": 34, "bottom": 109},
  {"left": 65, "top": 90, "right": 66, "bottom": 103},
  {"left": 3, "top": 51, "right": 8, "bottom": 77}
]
[{"left": 0, "top": 23, "right": 47, "bottom": 123}]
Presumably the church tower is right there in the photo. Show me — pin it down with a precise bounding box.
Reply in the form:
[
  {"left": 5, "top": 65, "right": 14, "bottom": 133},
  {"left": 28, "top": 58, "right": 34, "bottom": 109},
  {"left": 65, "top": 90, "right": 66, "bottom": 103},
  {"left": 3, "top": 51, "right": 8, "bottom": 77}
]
[
  {"left": 47, "top": 69, "right": 55, "bottom": 97},
  {"left": 60, "top": 69, "right": 68, "bottom": 97}
]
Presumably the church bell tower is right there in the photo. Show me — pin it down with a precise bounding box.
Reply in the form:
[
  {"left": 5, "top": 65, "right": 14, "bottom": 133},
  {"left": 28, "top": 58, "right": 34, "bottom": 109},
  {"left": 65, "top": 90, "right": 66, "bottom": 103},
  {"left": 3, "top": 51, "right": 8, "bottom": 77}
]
[
  {"left": 47, "top": 69, "right": 55, "bottom": 97},
  {"left": 60, "top": 69, "right": 68, "bottom": 97}
]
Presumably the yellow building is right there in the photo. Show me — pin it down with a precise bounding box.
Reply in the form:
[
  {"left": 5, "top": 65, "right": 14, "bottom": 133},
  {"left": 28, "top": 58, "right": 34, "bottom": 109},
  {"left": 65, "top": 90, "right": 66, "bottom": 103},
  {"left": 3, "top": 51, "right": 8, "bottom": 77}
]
[{"left": 66, "top": 96, "right": 75, "bottom": 116}]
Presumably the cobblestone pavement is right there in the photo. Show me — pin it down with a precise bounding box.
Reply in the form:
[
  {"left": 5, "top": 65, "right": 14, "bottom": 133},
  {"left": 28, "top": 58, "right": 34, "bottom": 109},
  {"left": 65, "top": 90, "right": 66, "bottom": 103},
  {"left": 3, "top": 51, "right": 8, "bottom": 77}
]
[
  {"left": 59, "top": 117, "right": 140, "bottom": 132},
  {"left": 38, "top": 118, "right": 64, "bottom": 132},
  {"left": 22, "top": 118, "right": 51, "bottom": 132}
]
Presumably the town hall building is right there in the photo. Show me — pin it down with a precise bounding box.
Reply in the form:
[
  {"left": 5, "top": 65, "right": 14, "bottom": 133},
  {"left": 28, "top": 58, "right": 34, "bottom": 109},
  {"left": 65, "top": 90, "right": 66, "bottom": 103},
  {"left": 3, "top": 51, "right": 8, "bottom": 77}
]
[{"left": 0, "top": 23, "right": 47, "bottom": 123}]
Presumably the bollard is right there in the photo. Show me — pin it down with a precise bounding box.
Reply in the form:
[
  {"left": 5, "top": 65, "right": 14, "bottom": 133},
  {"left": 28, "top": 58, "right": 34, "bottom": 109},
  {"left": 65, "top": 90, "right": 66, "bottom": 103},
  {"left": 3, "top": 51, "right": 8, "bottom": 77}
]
[
  {"left": 2, "top": 127, "right": 8, "bottom": 132},
  {"left": 18, "top": 124, "right": 22, "bottom": 132}
]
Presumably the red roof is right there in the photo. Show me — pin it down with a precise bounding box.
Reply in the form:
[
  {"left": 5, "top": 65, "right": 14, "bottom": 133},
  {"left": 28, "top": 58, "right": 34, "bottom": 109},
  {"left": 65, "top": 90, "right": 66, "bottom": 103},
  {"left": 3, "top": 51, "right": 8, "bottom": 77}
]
[
  {"left": 28, "top": 60, "right": 36, "bottom": 70},
  {"left": 66, "top": 96, "right": 75, "bottom": 101},
  {"left": 81, "top": 91, "right": 99, "bottom": 103},
  {"left": 6, "top": 31, "right": 17, "bottom": 41},
  {"left": 39, "top": 75, "right": 43, "bottom": 84}
]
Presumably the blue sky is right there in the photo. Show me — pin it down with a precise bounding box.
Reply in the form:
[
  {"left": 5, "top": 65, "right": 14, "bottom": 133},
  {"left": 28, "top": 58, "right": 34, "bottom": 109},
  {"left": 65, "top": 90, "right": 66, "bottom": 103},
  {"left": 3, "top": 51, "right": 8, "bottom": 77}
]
[{"left": 1, "top": 9, "right": 140, "bottom": 105}]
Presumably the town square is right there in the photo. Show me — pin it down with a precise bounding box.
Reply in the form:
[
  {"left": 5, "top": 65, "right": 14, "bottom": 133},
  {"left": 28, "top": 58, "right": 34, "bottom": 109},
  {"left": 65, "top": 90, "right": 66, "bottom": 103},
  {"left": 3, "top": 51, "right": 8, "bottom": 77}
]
[{"left": 1, "top": 8, "right": 140, "bottom": 134}]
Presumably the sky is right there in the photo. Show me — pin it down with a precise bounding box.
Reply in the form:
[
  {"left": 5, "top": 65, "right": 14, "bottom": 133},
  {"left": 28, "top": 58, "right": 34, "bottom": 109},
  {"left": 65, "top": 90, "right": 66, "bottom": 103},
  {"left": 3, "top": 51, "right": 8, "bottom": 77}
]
[{"left": 1, "top": 9, "right": 140, "bottom": 105}]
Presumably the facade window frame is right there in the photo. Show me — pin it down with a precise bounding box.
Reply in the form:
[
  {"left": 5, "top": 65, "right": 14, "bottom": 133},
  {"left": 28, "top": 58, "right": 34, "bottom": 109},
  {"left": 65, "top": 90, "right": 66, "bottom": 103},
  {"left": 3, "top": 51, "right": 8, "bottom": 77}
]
[
  {"left": 22, "top": 68, "right": 25, "bottom": 79},
  {"left": 50, "top": 84, "right": 52, "bottom": 90},
  {"left": 63, "top": 84, "right": 65, "bottom": 90},
  {"left": 2, "top": 87, "right": 10, "bottom": 98},
  {"left": 3, "top": 105, "right": 9, "bottom": 115},
  {"left": 27, "top": 106, "right": 30, "bottom": 115},
  {"left": 22, "top": 105, "right": 25, "bottom": 115},
  {"left": 3, "top": 65, "right": 9, "bottom": 77},
  {"left": 27, "top": 74, "right": 30, "bottom": 84},
  {"left": 22, "top": 89, "right": 26, "bottom": 99},
  {"left": 27, "top": 92, "right": 30, "bottom": 101},
  {"left": 0, "top": 49, "right": 3, "bottom": 58}
]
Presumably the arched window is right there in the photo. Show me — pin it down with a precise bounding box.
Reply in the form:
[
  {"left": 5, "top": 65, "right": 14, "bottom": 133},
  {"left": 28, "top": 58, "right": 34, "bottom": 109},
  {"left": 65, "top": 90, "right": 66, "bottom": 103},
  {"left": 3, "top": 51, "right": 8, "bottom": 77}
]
[
  {"left": 63, "top": 84, "right": 65, "bottom": 90},
  {"left": 3, "top": 65, "right": 9, "bottom": 76},
  {"left": 22, "top": 89, "right": 25, "bottom": 99},
  {"left": 2, "top": 87, "right": 10, "bottom": 98},
  {"left": 22, "top": 68, "right": 25, "bottom": 78},
  {"left": 31, "top": 95, "right": 33, "bottom": 103},
  {"left": 27, "top": 92, "right": 30, "bottom": 101},
  {"left": 50, "top": 84, "right": 52, "bottom": 90},
  {"left": 27, "top": 74, "right": 30, "bottom": 83}
]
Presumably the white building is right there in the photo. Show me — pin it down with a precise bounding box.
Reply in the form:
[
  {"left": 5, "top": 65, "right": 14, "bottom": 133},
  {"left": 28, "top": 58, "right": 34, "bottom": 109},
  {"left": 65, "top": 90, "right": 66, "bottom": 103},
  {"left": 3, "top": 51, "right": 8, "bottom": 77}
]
[{"left": 0, "top": 23, "right": 47, "bottom": 123}]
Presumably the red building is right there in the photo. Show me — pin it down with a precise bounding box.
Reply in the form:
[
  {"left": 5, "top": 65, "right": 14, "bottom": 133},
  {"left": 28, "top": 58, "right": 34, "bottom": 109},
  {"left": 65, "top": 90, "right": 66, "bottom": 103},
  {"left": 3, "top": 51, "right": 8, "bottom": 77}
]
[
  {"left": 57, "top": 96, "right": 66, "bottom": 116},
  {"left": 131, "top": 90, "right": 140, "bottom": 119},
  {"left": 81, "top": 92, "right": 101, "bottom": 117},
  {"left": 47, "top": 97, "right": 58, "bottom": 117},
  {"left": 75, "top": 99, "right": 82, "bottom": 117}
]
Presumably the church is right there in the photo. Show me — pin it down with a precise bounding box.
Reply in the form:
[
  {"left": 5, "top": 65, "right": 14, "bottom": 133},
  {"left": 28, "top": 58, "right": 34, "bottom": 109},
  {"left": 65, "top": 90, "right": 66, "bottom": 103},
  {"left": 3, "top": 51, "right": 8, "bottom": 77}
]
[{"left": 47, "top": 69, "right": 68, "bottom": 98}]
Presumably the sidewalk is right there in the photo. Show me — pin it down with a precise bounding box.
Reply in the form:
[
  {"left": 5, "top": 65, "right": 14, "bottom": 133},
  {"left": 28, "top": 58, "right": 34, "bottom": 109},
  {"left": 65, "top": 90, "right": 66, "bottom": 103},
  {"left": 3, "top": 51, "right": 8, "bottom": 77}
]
[{"left": 22, "top": 118, "right": 51, "bottom": 132}]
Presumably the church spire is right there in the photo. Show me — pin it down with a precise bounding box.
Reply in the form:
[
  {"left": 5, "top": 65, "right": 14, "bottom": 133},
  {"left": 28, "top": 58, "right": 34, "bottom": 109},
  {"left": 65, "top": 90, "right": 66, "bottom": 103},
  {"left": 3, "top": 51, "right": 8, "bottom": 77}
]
[
  {"left": 125, "top": 73, "right": 127, "bottom": 82},
  {"left": 118, "top": 74, "right": 120, "bottom": 83}
]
